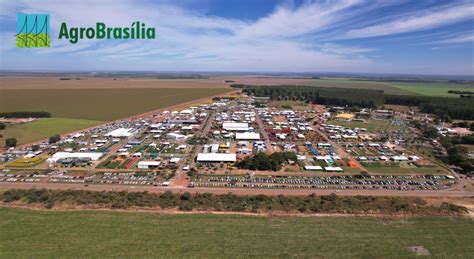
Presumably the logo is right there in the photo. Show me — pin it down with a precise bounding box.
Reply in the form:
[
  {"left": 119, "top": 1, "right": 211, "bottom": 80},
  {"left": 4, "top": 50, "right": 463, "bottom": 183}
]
[
  {"left": 59, "top": 22, "right": 156, "bottom": 44},
  {"left": 16, "top": 14, "right": 50, "bottom": 48}
]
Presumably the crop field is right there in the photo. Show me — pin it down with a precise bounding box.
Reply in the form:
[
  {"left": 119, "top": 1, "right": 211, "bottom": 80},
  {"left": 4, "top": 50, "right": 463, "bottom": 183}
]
[
  {"left": 0, "top": 76, "right": 230, "bottom": 90},
  {"left": 1, "top": 118, "right": 103, "bottom": 145},
  {"left": 0, "top": 86, "right": 232, "bottom": 145},
  {"left": 0, "top": 88, "right": 233, "bottom": 121},
  {"left": 306, "top": 79, "right": 474, "bottom": 97},
  {"left": 0, "top": 207, "right": 472, "bottom": 258},
  {"left": 387, "top": 82, "right": 474, "bottom": 97}
]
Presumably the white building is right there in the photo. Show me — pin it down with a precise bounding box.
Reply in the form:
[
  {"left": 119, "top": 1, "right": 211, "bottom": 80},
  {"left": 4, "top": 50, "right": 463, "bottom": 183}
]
[
  {"left": 137, "top": 161, "right": 161, "bottom": 169},
  {"left": 166, "top": 132, "right": 186, "bottom": 140},
  {"left": 236, "top": 132, "right": 261, "bottom": 140},
  {"left": 47, "top": 152, "right": 103, "bottom": 163},
  {"left": 222, "top": 122, "right": 249, "bottom": 131},
  {"left": 324, "top": 166, "right": 344, "bottom": 172},
  {"left": 105, "top": 128, "right": 134, "bottom": 138},
  {"left": 196, "top": 153, "right": 237, "bottom": 163}
]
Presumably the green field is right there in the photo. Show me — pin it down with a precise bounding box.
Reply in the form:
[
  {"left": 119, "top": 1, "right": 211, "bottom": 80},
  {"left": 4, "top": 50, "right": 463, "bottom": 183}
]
[
  {"left": 327, "top": 119, "right": 401, "bottom": 132},
  {"left": 387, "top": 82, "right": 474, "bottom": 97},
  {"left": 1, "top": 118, "right": 102, "bottom": 145},
  {"left": 308, "top": 79, "right": 474, "bottom": 97},
  {"left": 365, "top": 166, "right": 448, "bottom": 175},
  {"left": 0, "top": 207, "right": 472, "bottom": 258},
  {"left": 0, "top": 88, "right": 232, "bottom": 121}
]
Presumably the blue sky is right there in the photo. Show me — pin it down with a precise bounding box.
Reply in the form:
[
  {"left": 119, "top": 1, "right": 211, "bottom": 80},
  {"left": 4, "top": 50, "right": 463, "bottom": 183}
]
[{"left": 0, "top": 0, "right": 473, "bottom": 75}]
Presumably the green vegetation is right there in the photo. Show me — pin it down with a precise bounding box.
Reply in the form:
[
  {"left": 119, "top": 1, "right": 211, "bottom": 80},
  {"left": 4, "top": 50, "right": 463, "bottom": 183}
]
[
  {"left": 0, "top": 207, "right": 472, "bottom": 258},
  {"left": 1, "top": 189, "right": 467, "bottom": 215},
  {"left": 389, "top": 82, "right": 474, "bottom": 97},
  {"left": 366, "top": 166, "right": 447, "bottom": 175},
  {"left": 48, "top": 134, "right": 61, "bottom": 144},
  {"left": 268, "top": 100, "right": 309, "bottom": 110},
  {"left": 327, "top": 119, "right": 400, "bottom": 132},
  {"left": 236, "top": 85, "right": 473, "bottom": 120},
  {"left": 1, "top": 118, "right": 102, "bottom": 145},
  {"left": 5, "top": 138, "right": 17, "bottom": 147},
  {"left": 439, "top": 137, "right": 473, "bottom": 174},
  {"left": 385, "top": 94, "right": 473, "bottom": 120},
  {"left": 0, "top": 111, "right": 51, "bottom": 118},
  {"left": 308, "top": 78, "right": 414, "bottom": 95},
  {"left": 237, "top": 85, "right": 384, "bottom": 108},
  {"left": 237, "top": 152, "right": 297, "bottom": 171},
  {"left": 308, "top": 79, "right": 474, "bottom": 97},
  {"left": 0, "top": 88, "right": 233, "bottom": 121}
]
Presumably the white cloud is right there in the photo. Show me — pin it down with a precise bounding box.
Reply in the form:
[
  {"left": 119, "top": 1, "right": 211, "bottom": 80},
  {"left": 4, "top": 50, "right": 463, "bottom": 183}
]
[
  {"left": 436, "top": 32, "right": 474, "bottom": 44},
  {"left": 345, "top": 2, "right": 474, "bottom": 39},
  {"left": 0, "top": 0, "right": 472, "bottom": 74}
]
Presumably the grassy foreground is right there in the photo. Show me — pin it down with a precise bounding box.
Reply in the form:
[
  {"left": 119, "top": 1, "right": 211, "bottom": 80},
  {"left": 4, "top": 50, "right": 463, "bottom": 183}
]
[
  {"left": 0, "top": 207, "right": 472, "bottom": 258},
  {"left": 1, "top": 118, "right": 102, "bottom": 145}
]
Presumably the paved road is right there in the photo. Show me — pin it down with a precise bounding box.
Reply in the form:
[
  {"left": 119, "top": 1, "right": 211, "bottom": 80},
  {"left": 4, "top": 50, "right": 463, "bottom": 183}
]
[{"left": 0, "top": 182, "right": 472, "bottom": 197}]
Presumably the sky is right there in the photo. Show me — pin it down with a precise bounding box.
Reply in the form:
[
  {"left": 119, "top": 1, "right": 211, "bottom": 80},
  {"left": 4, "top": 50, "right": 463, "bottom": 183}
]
[{"left": 0, "top": 0, "right": 473, "bottom": 75}]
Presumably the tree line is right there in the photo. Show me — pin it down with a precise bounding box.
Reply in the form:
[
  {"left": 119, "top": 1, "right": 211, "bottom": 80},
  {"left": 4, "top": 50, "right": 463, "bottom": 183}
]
[
  {"left": 234, "top": 85, "right": 384, "bottom": 108},
  {"left": 232, "top": 84, "right": 474, "bottom": 120},
  {"left": 384, "top": 95, "right": 473, "bottom": 120},
  {"left": 1, "top": 189, "right": 467, "bottom": 215},
  {"left": 0, "top": 111, "right": 51, "bottom": 118}
]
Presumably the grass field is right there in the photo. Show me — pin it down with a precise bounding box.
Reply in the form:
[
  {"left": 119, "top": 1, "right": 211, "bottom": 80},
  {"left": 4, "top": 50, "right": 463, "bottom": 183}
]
[
  {"left": 387, "top": 82, "right": 474, "bottom": 97},
  {"left": 307, "top": 78, "right": 474, "bottom": 97},
  {"left": 326, "top": 119, "right": 401, "bottom": 132},
  {"left": 0, "top": 207, "right": 472, "bottom": 258},
  {"left": 0, "top": 88, "right": 233, "bottom": 121},
  {"left": 1, "top": 118, "right": 102, "bottom": 145},
  {"left": 0, "top": 76, "right": 229, "bottom": 90},
  {"left": 366, "top": 166, "right": 449, "bottom": 175}
]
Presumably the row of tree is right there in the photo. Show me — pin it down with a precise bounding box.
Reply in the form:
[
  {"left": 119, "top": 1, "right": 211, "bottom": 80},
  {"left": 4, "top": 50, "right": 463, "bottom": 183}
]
[
  {"left": 235, "top": 85, "right": 384, "bottom": 108},
  {"left": 1, "top": 189, "right": 467, "bottom": 215},
  {"left": 0, "top": 111, "right": 51, "bottom": 118}
]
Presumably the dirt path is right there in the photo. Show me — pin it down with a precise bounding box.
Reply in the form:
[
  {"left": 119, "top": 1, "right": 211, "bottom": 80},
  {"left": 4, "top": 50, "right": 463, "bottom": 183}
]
[{"left": 0, "top": 181, "right": 472, "bottom": 197}]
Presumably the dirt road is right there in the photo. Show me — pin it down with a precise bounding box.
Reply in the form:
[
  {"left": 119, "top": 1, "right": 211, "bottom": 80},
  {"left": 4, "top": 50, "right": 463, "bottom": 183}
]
[{"left": 0, "top": 181, "right": 472, "bottom": 197}]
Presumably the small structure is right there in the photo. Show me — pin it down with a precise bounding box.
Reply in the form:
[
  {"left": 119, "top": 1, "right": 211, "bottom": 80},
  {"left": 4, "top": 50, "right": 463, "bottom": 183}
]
[
  {"left": 335, "top": 113, "right": 354, "bottom": 121},
  {"left": 196, "top": 153, "right": 237, "bottom": 163},
  {"left": 222, "top": 122, "right": 249, "bottom": 131},
  {"left": 47, "top": 152, "right": 103, "bottom": 163},
  {"left": 137, "top": 161, "right": 161, "bottom": 169},
  {"left": 304, "top": 165, "right": 323, "bottom": 171},
  {"left": 236, "top": 132, "right": 261, "bottom": 140},
  {"left": 166, "top": 133, "right": 186, "bottom": 140},
  {"left": 105, "top": 128, "right": 134, "bottom": 138}
]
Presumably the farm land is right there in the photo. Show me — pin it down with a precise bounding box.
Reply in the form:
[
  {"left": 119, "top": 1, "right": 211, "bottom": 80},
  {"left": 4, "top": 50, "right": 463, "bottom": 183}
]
[
  {"left": 0, "top": 207, "right": 473, "bottom": 258},
  {"left": 0, "top": 76, "right": 235, "bottom": 144}
]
